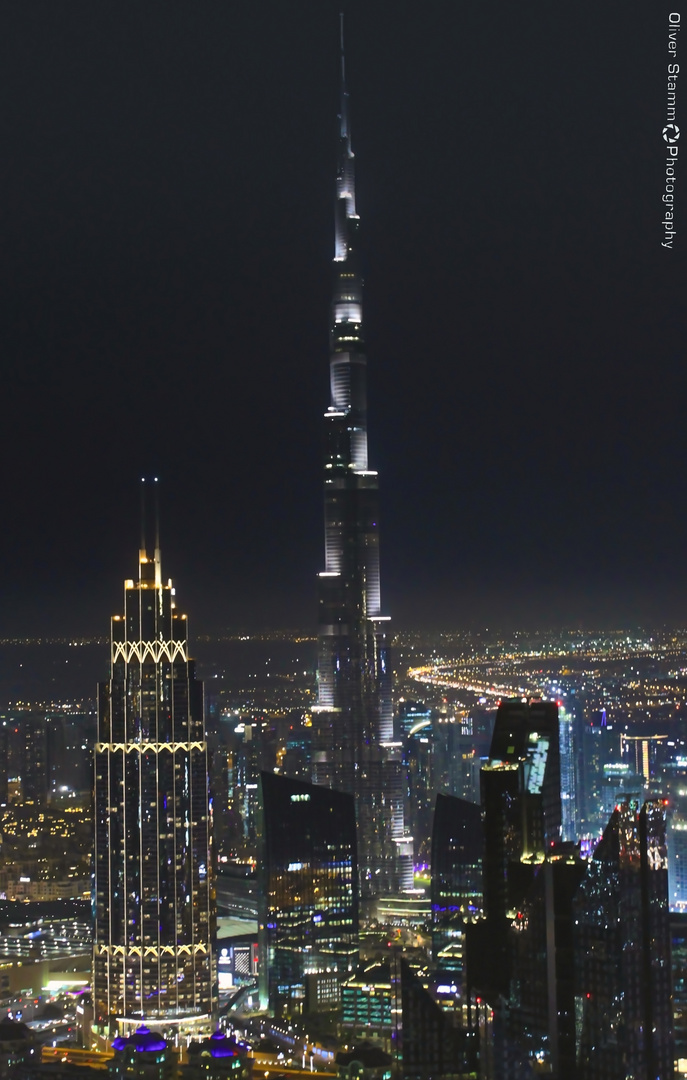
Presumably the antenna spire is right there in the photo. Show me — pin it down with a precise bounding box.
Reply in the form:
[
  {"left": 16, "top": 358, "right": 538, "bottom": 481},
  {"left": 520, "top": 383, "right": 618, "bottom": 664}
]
[
  {"left": 339, "top": 12, "right": 349, "bottom": 142},
  {"left": 153, "top": 477, "right": 160, "bottom": 551},
  {"left": 140, "top": 478, "right": 146, "bottom": 552}
]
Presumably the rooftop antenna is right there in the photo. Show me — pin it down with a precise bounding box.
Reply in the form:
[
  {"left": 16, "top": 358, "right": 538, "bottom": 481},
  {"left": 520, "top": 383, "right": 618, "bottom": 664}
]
[
  {"left": 153, "top": 477, "right": 160, "bottom": 551},
  {"left": 153, "top": 477, "right": 162, "bottom": 588},
  {"left": 140, "top": 477, "right": 147, "bottom": 554}
]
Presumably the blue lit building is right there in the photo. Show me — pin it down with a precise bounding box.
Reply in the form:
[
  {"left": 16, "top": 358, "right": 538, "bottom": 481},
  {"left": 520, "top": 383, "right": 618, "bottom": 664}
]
[{"left": 258, "top": 772, "right": 358, "bottom": 1015}]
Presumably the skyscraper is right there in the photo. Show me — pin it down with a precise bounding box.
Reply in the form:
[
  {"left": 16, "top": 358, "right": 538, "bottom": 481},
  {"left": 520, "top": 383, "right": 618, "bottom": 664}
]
[
  {"left": 573, "top": 800, "right": 674, "bottom": 1079},
  {"left": 480, "top": 699, "right": 561, "bottom": 928},
  {"left": 312, "top": 15, "right": 408, "bottom": 900},
  {"left": 430, "top": 794, "right": 482, "bottom": 980},
  {"left": 258, "top": 771, "right": 358, "bottom": 1015},
  {"left": 468, "top": 699, "right": 561, "bottom": 1004},
  {"left": 93, "top": 510, "right": 215, "bottom": 1045}
]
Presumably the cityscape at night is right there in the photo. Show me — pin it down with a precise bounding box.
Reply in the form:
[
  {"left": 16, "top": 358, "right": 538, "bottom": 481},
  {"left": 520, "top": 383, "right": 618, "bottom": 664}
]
[{"left": 0, "top": 1, "right": 685, "bottom": 1079}]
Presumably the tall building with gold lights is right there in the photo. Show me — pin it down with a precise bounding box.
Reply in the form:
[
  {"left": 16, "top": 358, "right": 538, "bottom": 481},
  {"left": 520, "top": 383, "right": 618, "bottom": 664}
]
[{"left": 93, "top": 497, "right": 215, "bottom": 1045}]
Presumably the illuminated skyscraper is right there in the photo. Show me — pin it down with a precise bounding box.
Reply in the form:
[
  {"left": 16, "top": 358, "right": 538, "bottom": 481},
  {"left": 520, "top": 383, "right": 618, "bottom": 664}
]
[
  {"left": 258, "top": 771, "right": 358, "bottom": 1014},
  {"left": 312, "top": 16, "right": 409, "bottom": 899},
  {"left": 93, "top": 509, "right": 215, "bottom": 1044}
]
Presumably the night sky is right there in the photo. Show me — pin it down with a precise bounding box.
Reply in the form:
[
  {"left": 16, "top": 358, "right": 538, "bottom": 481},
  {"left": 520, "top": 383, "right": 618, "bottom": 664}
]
[{"left": 0, "top": 0, "right": 684, "bottom": 637}]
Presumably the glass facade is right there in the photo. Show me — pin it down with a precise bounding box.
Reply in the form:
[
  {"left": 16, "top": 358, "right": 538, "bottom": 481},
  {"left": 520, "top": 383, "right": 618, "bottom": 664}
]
[
  {"left": 572, "top": 800, "right": 673, "bottom": 1079},
  {"left": 93, "top": 542, "right": 215, "bottom": 1039},
  {"left": 312, "top": 17, "right": 408, "bottom": 899},
  {"left": 430, "top": 794, "right": 482, "bottom": 980},
  {"left": 258, "top": 771, "right": 358, "bottom": 1014}
]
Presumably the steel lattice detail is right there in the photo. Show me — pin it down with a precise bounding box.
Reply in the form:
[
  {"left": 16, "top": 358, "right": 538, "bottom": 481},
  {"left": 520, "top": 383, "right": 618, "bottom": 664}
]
[
  {"left": 95, "top": 741, "right": 206, "bottom": 754},
  {"left": 95, "top": 944, "right": 208, "bottom": 957},
  {"left": 111, "top": 640, "right": 188, "bottom": 665}
]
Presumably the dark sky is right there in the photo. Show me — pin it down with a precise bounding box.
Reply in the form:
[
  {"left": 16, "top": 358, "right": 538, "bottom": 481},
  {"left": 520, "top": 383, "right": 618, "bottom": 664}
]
[{"left": 0, "top": 0, "right": 684, "bottom": 636}]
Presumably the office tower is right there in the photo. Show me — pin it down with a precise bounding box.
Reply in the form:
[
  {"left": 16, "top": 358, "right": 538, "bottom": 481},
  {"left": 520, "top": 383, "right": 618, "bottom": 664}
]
[
  {"left": 573, "top": 800, "right": 674, "bottom": 1080},
  {"left": 312, "top": 17, "right": 408, "bottom": 898},
  {"left": 398, "top": 957, "right": 470, "bottom": 1080},
  {"left": 93, "top": 525, "right": 215, "bottom": 1044},
  {"left": 580, "top": 707, "right": 620, "bottom": 836},
  {"left": 672, "top": 912, "right": 687, "bottom": 1066},
  {"left": 3, "top": 711, "right": 49, "bottom": 805},
  {"left": 469, "top": 700, "right": 561, "bottom": 1005},
  {"left": 669, "top": 792, "right": 687, "bottom": 912},
  {"left": 431, "top": 794, "right": 482, "bottom": 980},
  {"left": 503, "top": 848, "right": 585, "bottom": 1080},
  {"left": 258, "top": 771, "right": 358, "bottom": 1015},
  {"left": 558, "top": 702, "right": 578, "bottom": 842},
  {"left": 48, "top": 707, "right": 96, "bottom": 798},
  {"left": 480, "top": 699, "right": 561, "bottom": 926},
  {"left": 404, "top": 724, "right": 435, "bottom": 861},
  {"left": 230, "top": 719, "right": 269, "bottom": 857}
]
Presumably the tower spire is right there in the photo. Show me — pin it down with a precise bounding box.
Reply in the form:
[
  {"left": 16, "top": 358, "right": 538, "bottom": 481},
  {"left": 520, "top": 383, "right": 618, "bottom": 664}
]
[
  {"left": 314, "top": 16, "right": 411, "bottom": 900},
  {"left": 339, "top": 12, "right": 349, "bottom": 143},
  {"left": 334, "top": 13, "right": 357, "bottom": 262}
]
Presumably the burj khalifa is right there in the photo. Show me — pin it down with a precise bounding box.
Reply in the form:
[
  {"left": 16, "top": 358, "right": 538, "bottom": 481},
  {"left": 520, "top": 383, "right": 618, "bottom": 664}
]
[{"left": 313, "top": 17, "right": 412, "bottom": 900}]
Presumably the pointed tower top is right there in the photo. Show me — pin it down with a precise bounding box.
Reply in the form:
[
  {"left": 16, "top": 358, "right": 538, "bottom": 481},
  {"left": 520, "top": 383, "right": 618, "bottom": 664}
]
[
  {"left": 339, "top": 12, "right": 349, "bottom": 142},
  {"left": 139, "top": 477, "right": 161, "bottom": 585}
]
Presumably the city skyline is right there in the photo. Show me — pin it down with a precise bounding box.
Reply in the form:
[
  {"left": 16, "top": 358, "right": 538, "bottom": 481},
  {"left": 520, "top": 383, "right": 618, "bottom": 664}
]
[{"left": 0, "top": 1, "right": 684, "bottom": 639}]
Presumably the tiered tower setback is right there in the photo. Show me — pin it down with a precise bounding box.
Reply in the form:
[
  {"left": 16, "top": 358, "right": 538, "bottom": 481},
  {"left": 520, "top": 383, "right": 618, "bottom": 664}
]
[
  {"left": 93, "top": 519, "right": 215, "bottom": 1043},
  {"left": 313, "top": 17, "right": 410, "bottom": 899}
]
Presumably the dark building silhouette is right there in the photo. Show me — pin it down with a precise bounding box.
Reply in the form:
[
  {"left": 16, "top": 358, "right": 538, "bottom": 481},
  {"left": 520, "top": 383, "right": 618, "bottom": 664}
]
[
  {"left": 671, "top": 912, "right": 687, "bottom": 1066},
  {"left": 573, "top": 800, "right": 674, "bottom": 1080},
  {"left": 48, "top": 708, "right": 96, "bottom": 798},
  {"left": 431, "top": 795, "right": 482, "bottom": 980},
  {"left": 2, "top": 711, "right": 48, "bottom": 805},
  {"left": 311, "top": 16, "right": 409, "bottom": 898},
  {"left": 258, "top": 771, "right": 358, "bottom": 1015},
  {"left": 399, "top": 958, "right": 469, "bottom": 1080},
  {"left": 498, "top": 848, "right": 585, "bottom": 1079},
  {"left": 471, "top": 700, "right": 562, "bottom": 1003},
  {"left": 481, "top": 700, "right": 561, "bottom": 921},
  {"left": 93, "top": 519, "right": 215, "bottom": 1042}
]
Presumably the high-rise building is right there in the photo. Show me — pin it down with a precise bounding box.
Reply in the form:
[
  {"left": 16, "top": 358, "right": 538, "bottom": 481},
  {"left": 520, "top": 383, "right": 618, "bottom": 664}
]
[
  {"left": 580, "top": 707, "right": 620, "bottom": 836},
  {"left": 668, "top": 791, "right": 687, "bottom": 912},
  {"left": 430, "top": 794, "right": 482, "bottom": 981},
  {"left": 503, "top": 847, "right": 585, "bottom": 1080},
  {"left": 312, "top": 17, "right": 408, "bottom": 898},
  {"left": 469, "top": 700, "right": 561, "bottom": 1005},
  {"left": 558, "top": 702, "right": 578, "bottom": 842},
  {"left": 93, "top": 523, "right": 215, "bottom": 1045},
  {"left": 480, "top": 699, "right": 561, "bottom": 927},
  {"left": 573, "top": 800, "right": 674, "bottom": 1079},
  {"left": 258, "top": 771, "right": 358, "bottom": 1015},
  {"left": 2, "top": 711, "right": 49, "bottom": 806},
  {"left": 399, "top": 957, "right": 470, "bottom": 1080}
]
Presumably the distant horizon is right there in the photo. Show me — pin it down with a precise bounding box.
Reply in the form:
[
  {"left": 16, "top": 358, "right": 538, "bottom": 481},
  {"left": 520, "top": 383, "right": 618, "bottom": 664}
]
[{"left": 3, "top": 619, "right": 687, "bottom": 645}]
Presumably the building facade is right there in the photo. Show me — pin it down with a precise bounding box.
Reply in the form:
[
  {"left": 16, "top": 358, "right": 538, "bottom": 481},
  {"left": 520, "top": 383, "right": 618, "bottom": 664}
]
[
  {"left": 312, "top": 16, "right": 408, "bottom": 900},
  {"left": 573, "top": 800, "right": 674, "bottom": 1079},
  {"left": 93, "top": 532, "right": 215, "bottom": 1043},
  {"left": 430, "top": 794, "right": 482, "bottom": 981},
  {"left": 258, "top": 771, "right": 358, "bottom": 1015}
]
